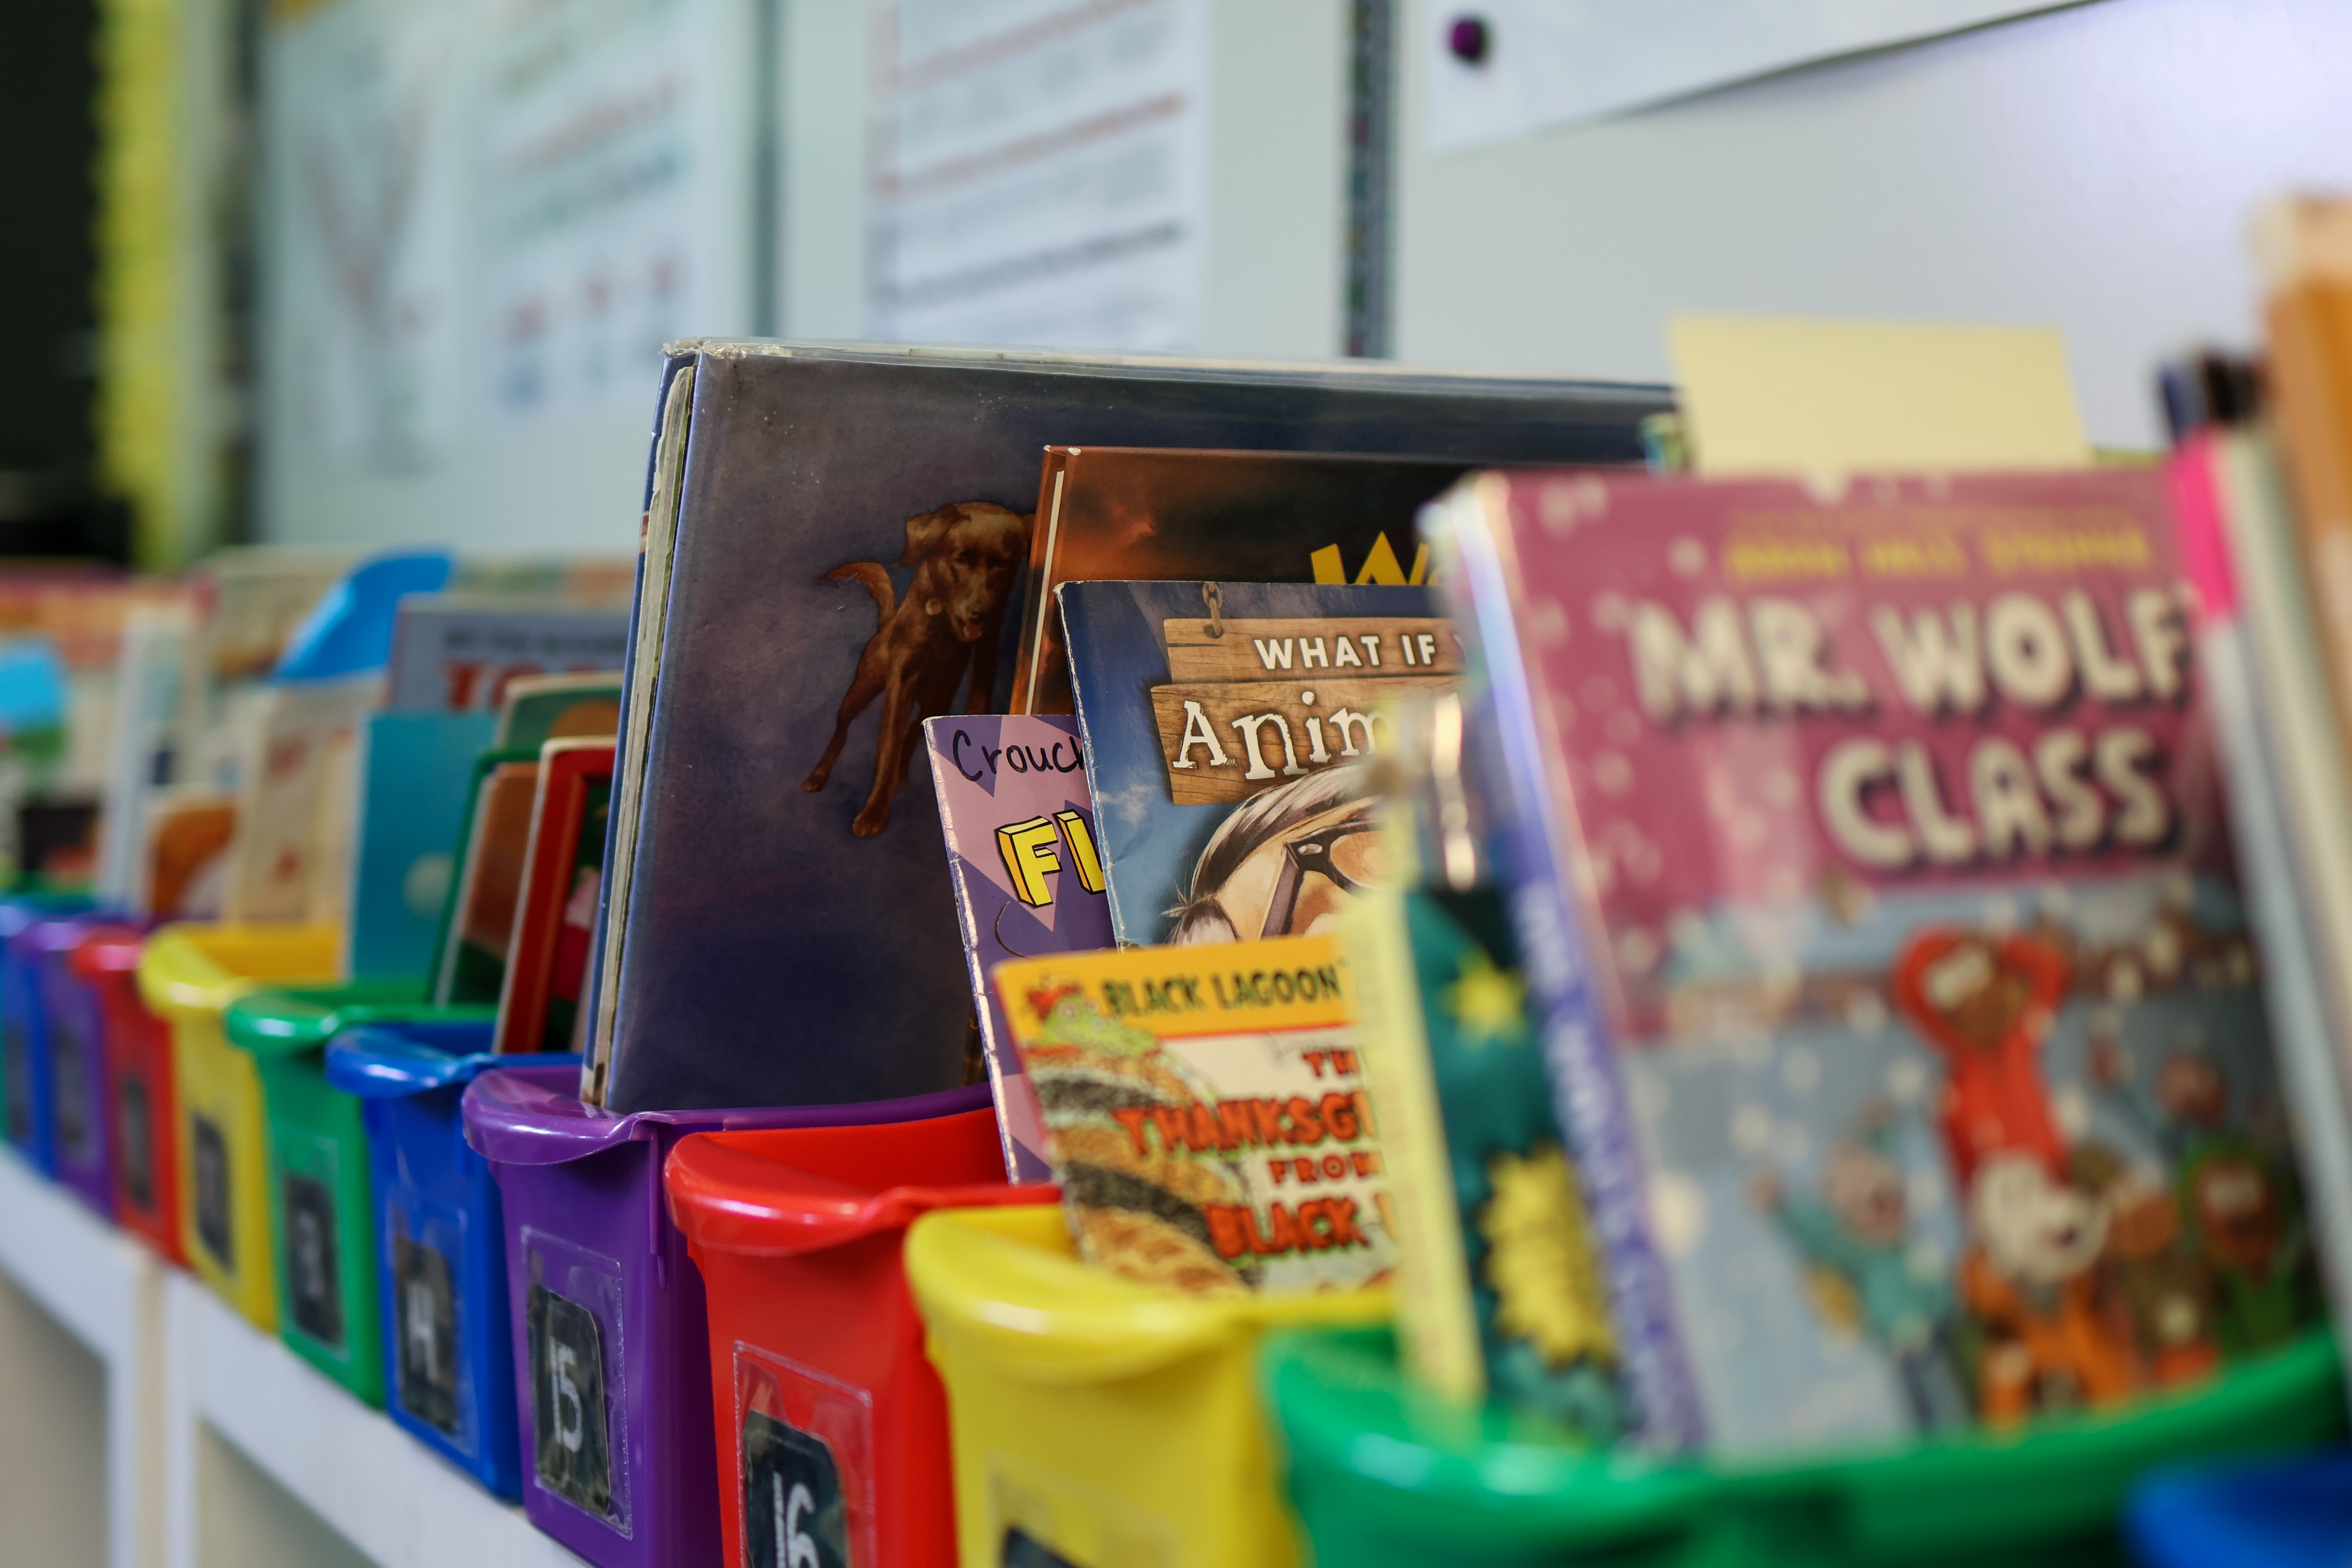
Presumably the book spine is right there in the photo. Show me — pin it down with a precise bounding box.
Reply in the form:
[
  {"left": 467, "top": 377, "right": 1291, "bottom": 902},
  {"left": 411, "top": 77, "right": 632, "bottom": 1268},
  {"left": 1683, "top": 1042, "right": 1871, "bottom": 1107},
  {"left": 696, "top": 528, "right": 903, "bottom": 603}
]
[
  {"left": 2257, "top": 206, "right": 2352, "bottom": 777},
  {"left": 1431, "top": 479, "right": 1705, "bottom": 1450},
  {"left": 1338, "top": 870, "right": 1486, "bottom": 1403},
  {"left": 2191, "top": 432, "right": 2352, "bottom": 1360},
  {"left": 579, "top": 351, "right": 695, "bottom": 1098}
]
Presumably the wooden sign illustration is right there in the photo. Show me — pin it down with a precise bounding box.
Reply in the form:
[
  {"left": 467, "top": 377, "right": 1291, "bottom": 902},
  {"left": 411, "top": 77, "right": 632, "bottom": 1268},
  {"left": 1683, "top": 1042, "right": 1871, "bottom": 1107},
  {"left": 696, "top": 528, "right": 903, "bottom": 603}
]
[{"left": 1150, "top": 617, "right": 1461, "bottom": 804}]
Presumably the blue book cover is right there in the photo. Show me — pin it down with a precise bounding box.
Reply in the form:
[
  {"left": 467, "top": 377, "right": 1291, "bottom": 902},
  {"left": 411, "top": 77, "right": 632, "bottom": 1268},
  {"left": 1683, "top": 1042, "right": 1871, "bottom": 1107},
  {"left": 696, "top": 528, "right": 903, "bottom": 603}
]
[
  {"left": 595, "top": 344, "right": 1665, "bottom": 1113},
  {"left": 347, "top": 710, "right": 497, "bottom": 978},
  {"left": 1058, "top": 579, "right": 1453, "bottom": 947}
]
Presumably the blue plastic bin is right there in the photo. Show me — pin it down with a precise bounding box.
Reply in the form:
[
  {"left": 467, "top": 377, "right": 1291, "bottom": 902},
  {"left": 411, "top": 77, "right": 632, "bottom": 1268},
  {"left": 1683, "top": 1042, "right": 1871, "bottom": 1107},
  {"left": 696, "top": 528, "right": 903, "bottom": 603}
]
[
  {"left": 325, "top": 1021, "right": 575, "bottom": 1499},
  {"left": 2127, "top": 1450, "right": 2352, "bottom": 1568},
  {"left": 0, "top": 895, "right": 96, "bottom": 1172}
]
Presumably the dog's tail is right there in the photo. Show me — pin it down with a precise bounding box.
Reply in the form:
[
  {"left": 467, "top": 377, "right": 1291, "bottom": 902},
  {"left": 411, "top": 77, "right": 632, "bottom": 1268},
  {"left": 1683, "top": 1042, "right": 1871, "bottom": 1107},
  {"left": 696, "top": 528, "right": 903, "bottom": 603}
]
[{"left": 823, "top": 562, "right": 895, "bottom": 623}]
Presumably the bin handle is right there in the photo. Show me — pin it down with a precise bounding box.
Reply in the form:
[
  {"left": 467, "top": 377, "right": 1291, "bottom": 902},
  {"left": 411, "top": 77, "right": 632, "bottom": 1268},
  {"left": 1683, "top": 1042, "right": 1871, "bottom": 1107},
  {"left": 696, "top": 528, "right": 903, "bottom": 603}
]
[
  {"left": 665, "top": 1135, "right": 1042, "bottom": 1256},
  {"left": 905, "top": 1210, "right": 1373, "bottom": 1385}
]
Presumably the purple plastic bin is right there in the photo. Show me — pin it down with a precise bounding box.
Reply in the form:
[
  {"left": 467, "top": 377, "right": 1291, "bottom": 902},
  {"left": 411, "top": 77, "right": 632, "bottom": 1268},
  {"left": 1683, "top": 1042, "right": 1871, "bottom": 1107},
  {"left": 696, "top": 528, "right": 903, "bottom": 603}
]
[
  {"left": 460, "top": 1064, "right": 991, "bottom": 1568},
  {"left": 33, "top": 916, "right": 116, "bottom": 1216}
]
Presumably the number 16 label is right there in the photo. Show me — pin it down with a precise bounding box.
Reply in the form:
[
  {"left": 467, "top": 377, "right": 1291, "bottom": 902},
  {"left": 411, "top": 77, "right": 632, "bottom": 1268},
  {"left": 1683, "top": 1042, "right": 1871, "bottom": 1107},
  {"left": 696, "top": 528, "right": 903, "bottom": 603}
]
[{"left": 743, "top": 1411, "right": 848, "bottom": 1568}]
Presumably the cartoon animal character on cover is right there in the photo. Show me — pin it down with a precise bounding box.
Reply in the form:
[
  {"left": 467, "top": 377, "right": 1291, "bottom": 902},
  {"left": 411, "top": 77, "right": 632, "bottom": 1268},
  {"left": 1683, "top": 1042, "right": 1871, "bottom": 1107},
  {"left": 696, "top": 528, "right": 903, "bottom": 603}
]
[
  {"left": 805, "top": 501, "right": 1033, "bottom": 837},
  {"left": 1891, "top": 929, "right": 2072, "bottom": 1185},
  {"left": 2181, "top": 1140, "right": 2315, "bottom": 1356},
  {"left": 1750, "top": 1099, "right": 1968, "bottom": 1433},
  {"left": 1892, "top": 927, "right": 2134, "bottom": 1420},
  {"left": 2069, "top": 1142, "right": 2219, "bottom": 1390},
  {"left": 2087, "top": 1013, "right": 2234, "bottom": 1171}
]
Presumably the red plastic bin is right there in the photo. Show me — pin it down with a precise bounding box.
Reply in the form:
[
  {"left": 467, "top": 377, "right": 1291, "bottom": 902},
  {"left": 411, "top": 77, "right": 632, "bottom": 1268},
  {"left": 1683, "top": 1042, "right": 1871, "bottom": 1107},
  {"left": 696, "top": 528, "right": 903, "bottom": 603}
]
[
  {"left": 73, "top": 924, "right": 182, "bottom": 1266},
  {"left": 664, "top": 1106, "right": 1052, "bottom": 1568}
]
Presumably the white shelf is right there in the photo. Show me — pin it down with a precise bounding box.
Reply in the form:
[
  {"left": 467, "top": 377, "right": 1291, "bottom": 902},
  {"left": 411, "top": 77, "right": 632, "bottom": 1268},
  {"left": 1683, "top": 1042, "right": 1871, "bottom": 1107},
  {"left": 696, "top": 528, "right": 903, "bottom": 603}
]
[
  {"left": 160, "top": 1270, "right": 587, "bottom": 1568},
  {"left": 0, "top": 1144, "right": 586, "bottom": 1568},
  {"left": 0, "top": 1145, "right": 162, "bottom": 1568}
]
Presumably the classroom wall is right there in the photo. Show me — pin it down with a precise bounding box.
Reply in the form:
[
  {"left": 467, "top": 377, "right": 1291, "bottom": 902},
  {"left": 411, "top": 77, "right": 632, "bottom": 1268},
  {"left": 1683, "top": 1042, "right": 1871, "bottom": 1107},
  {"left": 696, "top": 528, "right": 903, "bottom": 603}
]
[
  {"left": 260, "top": 0, "right": 2352, "bottom": 550},
  {"left": 1392, "top": 0, "right": 2352, "bottom": 451}
]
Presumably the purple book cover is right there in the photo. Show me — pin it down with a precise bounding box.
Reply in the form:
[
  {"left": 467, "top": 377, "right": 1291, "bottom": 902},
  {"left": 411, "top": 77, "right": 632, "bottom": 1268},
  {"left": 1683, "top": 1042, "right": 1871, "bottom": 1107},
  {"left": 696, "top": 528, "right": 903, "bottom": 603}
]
[
  {"left": 925, "top": 714, "right": 1114, "bottom": 1181},
  {"left": 1449, "top": 467, "right": 2319, "bottom": 1452}
]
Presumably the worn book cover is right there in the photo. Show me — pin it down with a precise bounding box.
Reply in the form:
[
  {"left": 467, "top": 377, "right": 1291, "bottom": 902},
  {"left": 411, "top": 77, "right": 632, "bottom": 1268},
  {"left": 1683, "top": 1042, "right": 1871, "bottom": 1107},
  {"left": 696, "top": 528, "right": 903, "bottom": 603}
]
[
  {"left": 588, "top": 343, "right": 1665, "bottom": 1112},
  {"left": 1058, "top": 579, "right": 1455, "bottom": 947},
  {"left": 1011, "top": 447, "right": 1479, "bottom": 715},
  {"left": 924, "top": 713, "right": 1114, "bottom": 1181},
  {"left": 1440, "top": 466, "right": 2321, "bottom": 1452},
  {"left": 994, "top": 934, "right": 1395, "bottom": 1296}
]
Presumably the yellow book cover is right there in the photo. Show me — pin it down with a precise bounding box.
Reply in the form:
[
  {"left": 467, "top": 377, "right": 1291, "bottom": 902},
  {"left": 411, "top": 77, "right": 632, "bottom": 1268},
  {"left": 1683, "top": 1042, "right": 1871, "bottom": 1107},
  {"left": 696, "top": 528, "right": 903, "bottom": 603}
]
[{"left": 993, "top": 934, "right": 1396, "bottom": 1297}]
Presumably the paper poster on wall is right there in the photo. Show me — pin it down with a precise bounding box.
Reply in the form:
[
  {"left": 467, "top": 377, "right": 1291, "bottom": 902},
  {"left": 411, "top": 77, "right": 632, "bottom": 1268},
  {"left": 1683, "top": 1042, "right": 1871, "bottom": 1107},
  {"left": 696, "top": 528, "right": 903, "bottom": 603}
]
[
  {"left": 865, "top": 0, "right": 1210, "bottom": 352},
  {"left": 264, "top": 0, "right": 758, "bottom": 477},
  {"left": 1424, "top": 0, "right": 2096, "bottom": 153},
  {"left": 267, "top": 0, "right": 479, "bottom": 474},
  {"left": 479, "top": 0, "right": 757, "bottom": 425}
]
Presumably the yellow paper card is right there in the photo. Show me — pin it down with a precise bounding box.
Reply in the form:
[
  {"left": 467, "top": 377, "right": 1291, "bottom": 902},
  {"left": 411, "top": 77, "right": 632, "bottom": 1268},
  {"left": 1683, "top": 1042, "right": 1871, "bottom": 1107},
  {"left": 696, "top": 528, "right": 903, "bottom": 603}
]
[{"left": 1669, "top": 315, "right": 2092, "bottom": 475}]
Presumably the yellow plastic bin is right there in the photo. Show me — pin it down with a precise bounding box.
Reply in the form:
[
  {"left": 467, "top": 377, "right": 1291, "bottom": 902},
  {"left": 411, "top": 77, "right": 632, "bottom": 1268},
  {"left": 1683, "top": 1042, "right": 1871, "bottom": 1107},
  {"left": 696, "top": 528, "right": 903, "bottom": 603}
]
[
  {"left": 136, "top": 924, "right": 341, "bottom": 1332},
  {"left": 906, "top": 1203, "right": 1390, "bottom": 1568}
]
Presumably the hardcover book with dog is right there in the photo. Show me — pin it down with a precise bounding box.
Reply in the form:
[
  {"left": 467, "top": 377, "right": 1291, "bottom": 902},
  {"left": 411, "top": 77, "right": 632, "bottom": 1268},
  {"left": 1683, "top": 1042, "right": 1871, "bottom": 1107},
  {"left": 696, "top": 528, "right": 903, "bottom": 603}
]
[
  {"left": 1010, "top": 447, "right": 1481, "bottom": 715},
  {"left": 923, "top": 713, "right": 1115, "bottom": 1182},
  {"left": 585, "top": 343, "right": 1667, "bottom": 1113},
  {"left": 1058, "top": 579, "right": 1458, "bottom": 948},
  {"left": 993, "top": 933, "right": 1397, "bottom": 1296},
  {"left": 1434, "top": 466, "right": 2322, "bottom": 1453}
]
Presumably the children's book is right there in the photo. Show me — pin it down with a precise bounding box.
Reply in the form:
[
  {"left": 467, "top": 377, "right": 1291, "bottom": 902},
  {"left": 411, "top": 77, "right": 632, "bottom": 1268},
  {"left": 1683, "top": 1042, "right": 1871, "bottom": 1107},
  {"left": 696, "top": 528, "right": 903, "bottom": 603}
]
[
  {"left": 431, "top": 752, "right": 540, "bottom": 1007},
  {"left": 993, "top": 933, "right": 1396, "bottom": 1296},
  {"left": 494, "top": 672, "right": 623, "bottom": 752},
  {"left": 923, "top": 714, "right": 1115, "bottom": 1181},
  {"left": 1340, "top": 694, "right": 1629, "bottom": 1441},
  {"left": 346, "top": 711, "right": 498, "bottom": 978},
  {"left": 1058, "top": 579, "right": 1455, "bottom": 947},
  {"left": 1437, "top": 466, "right": 2322, "bottom": 1453},
  {"left": 221, "top": 679, "right": 375, "bottom": 924},
  {"left": 1009, "top": 448, "right": 1479, "bottom": 715},
  {"left": 96, "top": 604, "right": 194, "bottom": 907},
  {"left": 584, "top": 342, "right": 1666, "bottom": 1112},
  {"left": 2171, "top": 426, "right": 2352, "bottom": 1375},
  {"left": 494, "top": 740, "right": 615, "bottom": 1055},
  {"left": 384, "top": 597, "right": 630, "bottom": 713},
  {"left": 136, "top": 787, "right": 235, "bottom": 918}
]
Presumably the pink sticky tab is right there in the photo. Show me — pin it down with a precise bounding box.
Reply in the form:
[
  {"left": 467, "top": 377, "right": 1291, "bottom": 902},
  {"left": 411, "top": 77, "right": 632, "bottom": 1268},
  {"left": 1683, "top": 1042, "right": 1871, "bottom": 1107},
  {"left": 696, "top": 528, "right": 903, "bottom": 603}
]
[{"left": 2167, "top": 435, "right": 2238, "bottom": 622}]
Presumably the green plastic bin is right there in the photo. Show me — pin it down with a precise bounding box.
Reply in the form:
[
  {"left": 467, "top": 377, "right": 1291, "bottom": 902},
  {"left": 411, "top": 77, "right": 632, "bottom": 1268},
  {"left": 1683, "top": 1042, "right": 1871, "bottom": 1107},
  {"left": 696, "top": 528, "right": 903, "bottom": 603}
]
[
  {"left": 224, "top": 980, "right": 494, "bottom": 1405},
  {"left": 1263, "top": 1326, "right": 2345, "bottom": 1568}
]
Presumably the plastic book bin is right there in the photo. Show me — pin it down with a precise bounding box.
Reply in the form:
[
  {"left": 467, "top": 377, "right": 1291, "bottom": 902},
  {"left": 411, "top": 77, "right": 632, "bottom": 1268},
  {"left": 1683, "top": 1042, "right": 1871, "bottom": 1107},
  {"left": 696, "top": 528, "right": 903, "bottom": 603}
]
[
  {"left": 461, "top": 1067, "right": 992, "bottom": 1568},
  {"left": 664, "top": 1109, "right": 1053, "bottom": 1568},
  {"left": 135, "top": 924, "right": 343, "bottom": 1332},
  {"left": 76, "top": 924, "right": 180, "bottom": 1262},
  {"left": 226, "top": 981, "right": 493, "bottom": 1406},
  {"left": 326, "top": 1024, "right": 572, "bottom": 1499},
  {"left": 23, "top": 912, "right": 111, "bottom": 1213},
  {"left": 2127, "top": 1448, "right": 2352, "bottom": 1568},
  {"left": 1262, "top": 1326, "right": 2347, "bottom": 1568},
  {"left": 904, "top": 1203, "right": 1392, "bottom": 1568},
  {"left": 0, "top": 893, "right": 95, "bottom": 1169}
]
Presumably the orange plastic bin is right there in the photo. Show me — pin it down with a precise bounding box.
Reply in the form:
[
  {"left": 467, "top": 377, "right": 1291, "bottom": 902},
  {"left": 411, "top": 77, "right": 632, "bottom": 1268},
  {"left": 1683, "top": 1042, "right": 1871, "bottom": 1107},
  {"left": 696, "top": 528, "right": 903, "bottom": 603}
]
[{"left": 664, "top": 1106, "right": 1051, "bottom": 1568}]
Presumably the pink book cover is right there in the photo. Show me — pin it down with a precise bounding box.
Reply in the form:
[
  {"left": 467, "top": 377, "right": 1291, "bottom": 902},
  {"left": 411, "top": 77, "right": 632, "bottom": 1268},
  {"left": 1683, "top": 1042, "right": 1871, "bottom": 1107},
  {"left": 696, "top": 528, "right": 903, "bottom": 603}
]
[
  {"left": 1475, "top": 467, "right": 2317, "bottom": 1451},
  {"left": 924, "top": 714, "right": 1116, "bottom": 1181}
]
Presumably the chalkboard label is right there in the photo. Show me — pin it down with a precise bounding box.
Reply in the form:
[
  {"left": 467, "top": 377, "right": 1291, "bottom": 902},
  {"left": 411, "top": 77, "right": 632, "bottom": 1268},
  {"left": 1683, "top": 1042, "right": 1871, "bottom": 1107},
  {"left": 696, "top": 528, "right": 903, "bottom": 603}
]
[
  {"left": 50, "top": 1014, "right": 90, "bottom": 1164},
  {"left": 528, "top": 1283, "right": 615, "bottom": 1520},
  {"left": 192, "top": 1114, "right": 232, "bottom": 1267},
  {"left": 743, "top": 1410, "right": 849, "bottom": 1568},
  {"left": 394, "top": 1232, "right": 461, "bottom": 1436},
  {"left": 117, "top": 1073, "right": 153, "bottom": 1212},
  {"left": 1001, "top": 1529, "right": 1083, "bottom": 1568},
  {"left": 2, "top": 1022, "right": 28, "bottom": 1145},
  {"left": 283, "top": 1172, "right": 344, "bottom": 1350}
]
